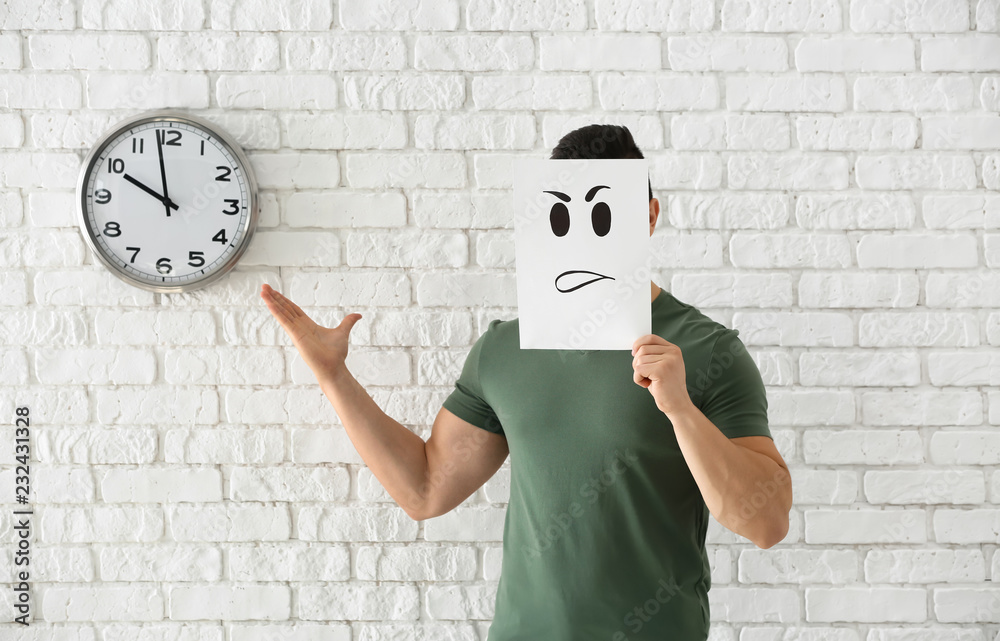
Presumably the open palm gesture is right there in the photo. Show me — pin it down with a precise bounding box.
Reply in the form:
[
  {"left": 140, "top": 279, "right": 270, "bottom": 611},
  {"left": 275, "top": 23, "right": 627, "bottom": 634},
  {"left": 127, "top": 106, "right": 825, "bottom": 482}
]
[{"left": 260, "top": 283, "right": 363, "bottom": 378}]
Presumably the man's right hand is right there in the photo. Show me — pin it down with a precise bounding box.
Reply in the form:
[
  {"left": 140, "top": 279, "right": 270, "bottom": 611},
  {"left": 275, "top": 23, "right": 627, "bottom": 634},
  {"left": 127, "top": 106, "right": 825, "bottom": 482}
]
[{"left": 260, "top": 283, "right": 363, "bottom": 380}]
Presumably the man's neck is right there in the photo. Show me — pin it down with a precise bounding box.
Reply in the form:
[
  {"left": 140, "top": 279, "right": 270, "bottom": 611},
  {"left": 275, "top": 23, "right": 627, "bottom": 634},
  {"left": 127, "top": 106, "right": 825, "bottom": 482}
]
[{"left": 651, "top": 282, "right": 661, "bottom": 302}]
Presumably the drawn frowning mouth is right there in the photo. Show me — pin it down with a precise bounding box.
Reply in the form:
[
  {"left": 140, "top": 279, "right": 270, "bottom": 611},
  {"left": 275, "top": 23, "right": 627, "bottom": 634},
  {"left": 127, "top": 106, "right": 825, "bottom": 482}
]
[{"left": 555, "top": 270, "right": 615, "bottom": 293}]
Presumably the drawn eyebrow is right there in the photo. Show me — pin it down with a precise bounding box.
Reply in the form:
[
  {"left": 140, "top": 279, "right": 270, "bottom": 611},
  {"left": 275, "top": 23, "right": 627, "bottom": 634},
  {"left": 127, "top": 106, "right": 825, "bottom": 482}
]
[
  {"left": 585, "top": 185, "right": 610, "bottom": 202},
  {"left": 543, "top": 190, "right": 571, "bottom": 202}
]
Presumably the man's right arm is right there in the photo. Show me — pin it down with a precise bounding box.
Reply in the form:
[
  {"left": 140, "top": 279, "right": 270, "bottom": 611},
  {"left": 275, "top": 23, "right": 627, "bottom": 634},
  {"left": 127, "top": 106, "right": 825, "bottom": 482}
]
[{"left": 318, "top": 367, "right": 509, "bottom": 521}]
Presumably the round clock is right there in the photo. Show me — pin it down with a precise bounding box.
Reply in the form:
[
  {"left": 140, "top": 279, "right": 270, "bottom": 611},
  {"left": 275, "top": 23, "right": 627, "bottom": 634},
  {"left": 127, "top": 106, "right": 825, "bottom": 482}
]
[{"left": 76, "top": 109, "right": 259, "bottom": 293}]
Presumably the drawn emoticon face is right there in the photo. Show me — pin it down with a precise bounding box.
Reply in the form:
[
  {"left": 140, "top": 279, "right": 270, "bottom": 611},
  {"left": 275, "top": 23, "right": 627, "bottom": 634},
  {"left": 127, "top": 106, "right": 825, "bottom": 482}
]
[{"left": 514, "top": 158, "right": 651, "bottom": 351}]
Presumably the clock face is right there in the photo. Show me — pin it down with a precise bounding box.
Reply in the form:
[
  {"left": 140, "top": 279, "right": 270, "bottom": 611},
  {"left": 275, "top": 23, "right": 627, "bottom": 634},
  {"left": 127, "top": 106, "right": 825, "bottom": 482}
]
[{"left": 78, "top": 112, "right": 258, "bottom": 293}]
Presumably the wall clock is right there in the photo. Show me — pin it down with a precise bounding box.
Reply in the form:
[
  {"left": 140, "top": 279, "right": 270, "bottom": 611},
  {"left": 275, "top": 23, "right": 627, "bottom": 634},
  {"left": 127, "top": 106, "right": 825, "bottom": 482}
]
[{"left": 76, "top": 109, "right": 259, "bottom": 293}]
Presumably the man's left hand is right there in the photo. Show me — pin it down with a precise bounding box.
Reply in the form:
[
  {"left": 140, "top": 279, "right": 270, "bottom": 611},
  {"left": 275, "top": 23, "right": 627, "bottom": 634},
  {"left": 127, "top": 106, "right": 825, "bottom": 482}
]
[{"left": 631, "top": 334, "right": 693, "bottom": 417}]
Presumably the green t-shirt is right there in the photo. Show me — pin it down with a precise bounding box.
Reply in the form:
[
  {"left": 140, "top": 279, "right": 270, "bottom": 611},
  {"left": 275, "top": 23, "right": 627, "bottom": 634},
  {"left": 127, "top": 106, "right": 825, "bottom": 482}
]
[{"left": 442, "top": 287, "right": 772, "bottom": 641}]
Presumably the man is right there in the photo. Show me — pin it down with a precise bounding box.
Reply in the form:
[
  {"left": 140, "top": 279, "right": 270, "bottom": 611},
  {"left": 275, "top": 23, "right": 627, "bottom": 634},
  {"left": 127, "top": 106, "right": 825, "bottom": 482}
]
[{"left": 260, "top": 124, "right": 792, "bottom": 640}]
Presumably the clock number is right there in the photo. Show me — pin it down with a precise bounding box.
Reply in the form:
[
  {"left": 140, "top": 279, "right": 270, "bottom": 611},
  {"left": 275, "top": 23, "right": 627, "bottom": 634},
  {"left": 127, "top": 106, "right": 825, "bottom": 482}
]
[
  {"left": 212, "top": 229, "right": 228, "bottom": 244},
  {"left": 157, "top": 129, "right": 182, "bottom": 146},
  {"left": 215, "top": 166, "right": 232, "bottom": 182},
  {"left": 95, "top": 189, "right": 112, "bottom": 204},
  {"left": 126, "top": 246, "right": 140, "bottom": 263},
  {"left": 103, "top": 221, "right": 121, "bottom": 237},
  {"left": 156, "top": 257, "right": 172, "bottom": 274},
  {"left": 131, "top": 137, "right": 144, "bottom": 154},
  {"left": 107, "top": 158, "right": 124, "bottom": 174},
  {"left": 188, "top": 251, "right": 205, "bottom": 268},
  {"left": 222, "top": 199, "right": 239, "bottom": 215}
]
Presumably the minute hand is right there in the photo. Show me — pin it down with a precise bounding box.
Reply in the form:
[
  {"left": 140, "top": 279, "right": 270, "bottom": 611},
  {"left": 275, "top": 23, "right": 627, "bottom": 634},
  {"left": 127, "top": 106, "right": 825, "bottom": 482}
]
[{"left": 155, "top": 129, "right": 173, "bottom": 217}]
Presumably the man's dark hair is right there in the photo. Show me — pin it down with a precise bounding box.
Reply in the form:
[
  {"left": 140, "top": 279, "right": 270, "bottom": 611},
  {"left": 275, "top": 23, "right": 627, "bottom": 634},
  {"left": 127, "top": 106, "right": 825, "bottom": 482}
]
[{"left": 549, "top": 124, "right": 653, "bottom": 201}]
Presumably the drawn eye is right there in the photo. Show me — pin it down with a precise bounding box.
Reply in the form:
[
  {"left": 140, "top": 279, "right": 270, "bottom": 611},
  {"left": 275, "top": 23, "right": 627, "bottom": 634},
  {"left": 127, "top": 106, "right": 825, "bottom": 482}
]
[
  {"left": 550, "top": 202, "right": 569, "bottom": 237},
  {"left": 592, "top": 202, "right": 611, "bottom": 237}
]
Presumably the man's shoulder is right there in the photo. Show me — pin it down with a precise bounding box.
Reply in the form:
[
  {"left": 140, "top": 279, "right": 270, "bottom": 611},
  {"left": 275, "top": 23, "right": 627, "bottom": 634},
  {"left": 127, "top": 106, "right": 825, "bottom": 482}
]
[{"left": 655, "top": 292, "right": 738, "bottom": 360}]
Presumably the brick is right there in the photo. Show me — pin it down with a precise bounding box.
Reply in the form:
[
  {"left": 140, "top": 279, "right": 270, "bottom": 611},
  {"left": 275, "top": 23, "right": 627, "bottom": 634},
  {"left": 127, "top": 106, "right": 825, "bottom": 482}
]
[
  {"left": 730, "top": 232, "right": 851, "bottom": 268},
  {"left": 806, "top": 587, "right": 926, "bottom": 622},
  {"left": 169, "top": 504, "right": 290, "bottom": 541},
  {"left": 415, "top": 35, "right": 533, "bottom": 71},
  {"left": 82, "top": 0, "right": 205, "bottom": 29},
  {"left": 0, "top": 35, "right": 21, "bottom": 69},
  {"left": 346, "top": 230, "right": 466, "bottom": 268},
  {"left": 29, "top": 34, "right": 150, "bottom": 70},
  {"left": 216, "top": 74, "right": 338, "bottom": 109},
  {"left": 851, "top": 0, "right": 969, "bottom": 32},
  {"left": 861, "top": 390, "right": 982, "bottom": 426},
  {"left": 230, "top": 466, "right": 350, "bottom": 501},
  {"left": 0, "top": 73, "right": 81, "bottom": 109},
  {"left": 598, "top": 73, "right": 719, "bottom": 110},
  {"left": 340, "top": 0, "right": 459, "bottom": 30},
  {"left": 35, "top": 347, "right": 155, "bottom": 385},
  {"left": 854, "top": 75, "right": 974, "bottom": 111},
  {"left": 795, "top": 115, "right": 917, "bottom": 150},
  {"left": 729, "top": 154, "right": 849, "bottom": 190},
  {"left": 934, "top": 509, "right": 1000, "bottom": 543},
  {"left": 803, "top": 430, "right": 924, "bottom": 465},
  {"left": 466, "top": 0, "right": 587, "bottom": 30},
  {"left": 158, "top": 34, "right": 278, "bottom": 71},
  {"left": 3, "top": 0, "right": 75, "bottom": 29},
  {"left": 865, "top": 471, "right": 985, "bottom": 504},
  {"left": 345, "top": 152, "right": 466, "bottom": 188},
  {"left": 668, "top": 192, "right": 789, "bottom": 228},
  {"left": 414, "top": 191, "right": 510, "bottom": 229},
  {"left": 726, "top": 74, "right": 848, "bottom": 111},
  {"left": 540, "top": 34, "right": 661, "bottom": 70},
  {"left": 414, "top": 114, "right": 534, "bottom": 149},
  {"left": 946, "top": 192, "right": 1000, "bottom": 230},
  {"left": 101, "top": 545, "right": 221, "bottom": 581},
  {"left": 345, "top": 73, "right": 465, "bottom": 110},
  {"left": 923, "top": 115, "right": 1000, "bottom": 149},
  {"left": 801, "top": 350, "right": 918, "bottom": 388},
  {"left": 855, "top": 155, "right": 976, "bottom": 190},
  {"left": 281, "top": 113, "right": 407, "bottom": 150},
  {"left": 100, "top": 468, "right": 222, "bottom": 502},
  {"left": 857, "top": 233, "right": 978, "bottom": 269},
  {"left": 865, "top": 550, "right": 985, "bottom": 583},
  {"left": 859, "top": 312, "right": 979, "bottom": 346},
  {"left": 796, "top": 193, "right": 915, "bottom": 229},
  {"left": 669, "top": 35, "right": 787, "bottom": 70},
  {"left": 284, "top": 191, "right": 407, "bottom": 228},
  {"left": 230, "top": 545, "right": 350, "bottom": 581},
  {"left": 85, "top": 72, "right": 209, "bottom": 110},
  {"left": 43, "top": 586, "right": 164, "bottom": 621},
  {"left": 249, "top": 152, "right": 340, "bottom": 189},
  {"left": 42, "top": 506, "right": 164, "bottom": 543},
  {"left": 721, "top": 0, "right": 842, "bottom": 32},
  {"left": 799, "top": 272, "right": 919, "bottom": 307},
  {"left": 596, "top": 0, "right": 714, "bottom": 30},
  {"left": 298, "top": 506, "right": 419, "bottom": 541},
  {"left": 211, "top": 0, "right": 333, "bottom": 29},
  {"left": 286, "top": 35, "right": 406, "bottom": 70},
  {"left": 670, "top": 273, "right": 793, "bottom": 308},
  {"left": 805, "top": 509, "right": 926, "bottom": 544},
  {"left": 170, "top": 585, "right": 290, "bottom": 621},
  {"left": 795, "top": 36, "right": 914, "bottom": 71},
  {"left": 472, "top": 75, "right": 590, "bottom": 110},
  {"left": 299, "top": 584, "right": 419, "bottom": 621},
  {"left": 733, "top": 311, "right": 853, "bottom": 346}
]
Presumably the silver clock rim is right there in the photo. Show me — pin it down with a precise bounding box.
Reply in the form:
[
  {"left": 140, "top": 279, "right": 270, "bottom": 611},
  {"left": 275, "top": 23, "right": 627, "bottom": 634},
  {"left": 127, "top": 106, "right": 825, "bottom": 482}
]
[{"left": 76, "top": 108, "right": 260, "bottom": 294}]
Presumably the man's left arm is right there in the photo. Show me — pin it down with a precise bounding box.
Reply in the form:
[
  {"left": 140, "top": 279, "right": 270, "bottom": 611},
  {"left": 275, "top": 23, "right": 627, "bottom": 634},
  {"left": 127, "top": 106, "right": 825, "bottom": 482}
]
[{"left": 632, "top": 331, "right": 792, "bottom": 549}]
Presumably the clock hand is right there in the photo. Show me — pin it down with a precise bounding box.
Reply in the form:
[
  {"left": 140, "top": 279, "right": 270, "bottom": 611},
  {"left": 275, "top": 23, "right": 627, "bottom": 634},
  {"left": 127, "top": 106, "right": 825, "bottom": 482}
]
[
  {"left": 156, "top": 128, "right": 172, "bottom": 217},
  {"left": 123, "top": 173, "right": 179, "bottom": 210}
]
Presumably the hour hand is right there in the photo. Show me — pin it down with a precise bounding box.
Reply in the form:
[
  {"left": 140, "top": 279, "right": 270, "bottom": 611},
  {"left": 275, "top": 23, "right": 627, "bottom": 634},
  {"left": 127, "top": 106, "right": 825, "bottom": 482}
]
[{"left": 123, "top": 173, "right": 179, "bottom": 211}]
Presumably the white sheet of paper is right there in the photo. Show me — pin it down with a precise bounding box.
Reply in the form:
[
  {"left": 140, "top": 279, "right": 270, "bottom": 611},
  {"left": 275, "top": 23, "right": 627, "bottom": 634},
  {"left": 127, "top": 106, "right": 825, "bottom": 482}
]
[{"left": 513, "top": 158, "right": 652, "bottom": 351}]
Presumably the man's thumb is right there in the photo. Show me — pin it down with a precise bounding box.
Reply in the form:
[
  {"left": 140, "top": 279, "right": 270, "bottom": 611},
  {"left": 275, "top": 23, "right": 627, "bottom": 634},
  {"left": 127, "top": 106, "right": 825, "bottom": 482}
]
[{"left": 338, "top": 313, "right": 363, "bottom": 333}]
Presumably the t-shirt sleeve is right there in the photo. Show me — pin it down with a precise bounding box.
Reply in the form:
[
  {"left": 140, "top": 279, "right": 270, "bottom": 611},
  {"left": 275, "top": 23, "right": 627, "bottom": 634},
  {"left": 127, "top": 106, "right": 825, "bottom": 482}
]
[
  {"left": 697, "top": 328, "right": 772, "bottom": 441},
  {"left": 442, "top": 322, "right": 505, "bottom": 436}
]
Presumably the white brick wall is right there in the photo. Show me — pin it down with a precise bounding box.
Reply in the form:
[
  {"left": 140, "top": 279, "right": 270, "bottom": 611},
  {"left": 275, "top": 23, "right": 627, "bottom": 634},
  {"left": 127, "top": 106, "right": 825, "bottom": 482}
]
[{"left": 1, "top": 0, "right": 999, "bottom": 638}]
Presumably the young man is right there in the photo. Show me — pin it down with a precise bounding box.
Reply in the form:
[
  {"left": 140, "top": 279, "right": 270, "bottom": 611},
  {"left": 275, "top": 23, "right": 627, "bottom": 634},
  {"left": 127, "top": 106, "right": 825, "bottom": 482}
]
[{"left": 260, "top": 124, "right": 791, "bottom": 641}]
